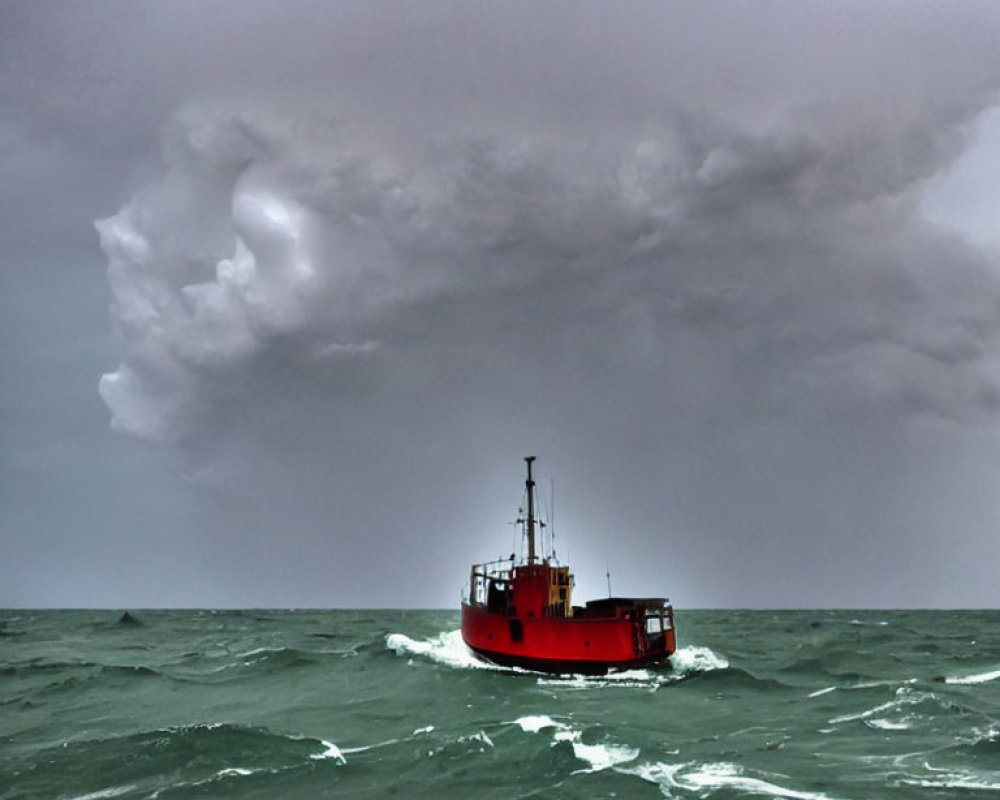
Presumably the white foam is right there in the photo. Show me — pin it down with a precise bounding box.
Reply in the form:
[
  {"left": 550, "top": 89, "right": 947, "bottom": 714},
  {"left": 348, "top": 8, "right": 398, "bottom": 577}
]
[
  {"left": 670, "top": 645, "right": 730, "bottom": 674},
  {"left": 808, "top": 686, "right": 837, "bottom": 698},
  {"left": 632, "top": 761, "right": 839, "bottom": 800},
  {"left": 340, "top": 737, "right": 402, "bottom": 755},
  {"left": 829, "top": 698, "right": 903, "bottom": 725},
  {"left": 829, "top": 686, "right": 931, "bottom": 727},
  {"left": 65, "top": 787, "right": 137, "bottom": 800},
  {"left": 898, "top": 767, "right": 1000, "bottom": 791},
  {"left": 412, "top": 725, "right": 435, "bottom": 735},
  {"left": 536, "top": 669, "right": 664, "bottom": 690},
  {"left": 236, "top": 646, "right": 281, "bottom": 659},
  {"left": 515, "top": 715, "right": 566, "bottom": 733},
  {"left": 945, "top": 667, "right": 1000, "bottom": 685},
  {"left": 310, "top": 740, "right": 347, "bottom": 764},
  {"left": 386, "top": 631, "right": 725, "bottom": 689},
  {"left": 513, "top": 715, "right": 638, "bottom": 772},
  {"left": 386, "top": 630, "right": 500, "bottom": 671},
  {"left": 215, "top": 768, "right": 254, "bottom": 777},
  {"left": 553, "top": 729, "right": 639, "bottom": 772},
  {"left": 460, "top": 730, "right": 494, "bottom": 749},
  {"left": 866, "top": 718, "right": 912, "bottom": 731}
]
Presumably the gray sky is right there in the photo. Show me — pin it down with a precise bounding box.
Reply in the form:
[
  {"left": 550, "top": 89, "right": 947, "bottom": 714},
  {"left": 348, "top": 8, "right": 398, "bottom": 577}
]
[{"left": 4, "top": 1, "right": 1000, "bottom": 608}]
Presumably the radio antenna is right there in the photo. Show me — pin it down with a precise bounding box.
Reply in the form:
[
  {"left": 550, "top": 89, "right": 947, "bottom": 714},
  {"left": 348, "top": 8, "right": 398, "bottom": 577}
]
[{"left": 550, "top": 478, "right": 556, "bottom": 559}]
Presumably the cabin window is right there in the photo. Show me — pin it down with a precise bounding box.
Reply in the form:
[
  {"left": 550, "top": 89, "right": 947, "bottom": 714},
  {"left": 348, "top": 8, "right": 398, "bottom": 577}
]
[
  {"left": 509, "top": 619, "right": 524, "bottom": 642},
  {"left": 645, "top": 616, "right": 662, "bottom": 635}
]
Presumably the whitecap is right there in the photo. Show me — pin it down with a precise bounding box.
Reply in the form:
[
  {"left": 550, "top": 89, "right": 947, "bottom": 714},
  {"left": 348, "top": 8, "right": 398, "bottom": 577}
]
[
  {"left": 459, "top": 730, "right": 494, "bottom": 749},
  {"left": 310, "top": 740, "right": 347, "bottom": 764},
  {"left": 215, "top": 767, "right": 254, "bottom": 777},
  {"left": 552, "top": 729, "right": 639, "bottom": 772},
  {"left": 829, "top": 697, "right": 906, "bottom": 725},
  {"left": 897, "top": 766, "right": 1000, "bottom": 791},
  {"left": 65, "top": 787, "right": 137, "bottom": 800},
  {"left": 340, "top": 737, "right": 402, "bottom": 755},
  {"left": 536, "top": 670, "right": 664, "bottom": 690},
  {"left": 386, "top": 630, "right": 504, "bottom": 671},
  {"left": 829, "top": 685, "right": 943, "bottom": 731},
  {"left": 235, "top": 646, "right": 281, "bottom": 659},
  {"left": 670, "top": 644, "right": 730, "bottom": 674},
  {"left": 945, "top": 667, "right": 1000, "bottom": 685},
  {"left": 866, "top": 718, "right": 912, "bottom": 731},
  {"left": 631, "top": 760, "right": 839, "bottom": 800},
  {"left": 513, "top": 716, "right": 638, "bottom": 772},
  {"left": 537, "top": 647, "right": 727, "bottom": 689},
  {"left": 514, "top": 714, "right": 566, "bottom": 733}
]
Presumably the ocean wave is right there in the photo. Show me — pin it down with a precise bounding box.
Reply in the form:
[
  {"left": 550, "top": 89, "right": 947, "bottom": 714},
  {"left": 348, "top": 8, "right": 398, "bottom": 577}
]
[
  {"left": 513, "top": 714, "right": 565, "bottom": 733},
  {"left": 168, "top": 645, "right": 329, "bottom": 682},
  {"left": 230, "top": 645, "right": 319, "bottom": 668},
  {"left": 309, "top": 739, "right": 347, "bottom": 764},
  {"left": 1, "top": 657, "right": 105, "bottom": 675},
  {"left": 671, "top": 644, "right": 730, "bottom": 674},
  {"left": 64, "top": 785, "right": 137, "bottom": 800},
  {"left": 14, "top": 722, "right": 351, "bottom": 800},
  {"left": 965, "top": 729, "right": 1000, "bottom": 756},
  {"left": 894, "top": 764, "right": 1000, "bottom": 792},
  {"left": 937, "top": 726, "right": 1000, "bottom": 760},
  {"left": 807, "top": 677, "right": 917, "bottom": 699},
  {"left": 51, "top": 723, "right": 347, "bottom": 770},
  {"left": 2, "top": 657, "right": 162, "bottom": 677},
  {"left": 555, "top": 729, "right": 639, "bottom": 773},
  {"left": 630, "top": 760, "right": 840, "bottom": 800},
  {"left": 386, "top": 630, "right": 501, "bottom": 671},
  {"left": 5, "top": 661, "right": 166, "bottom": 702},
  {"left": 535, "top": 668, "right": 667, "bottom": 689},
  {"left": 512, "top": 715, "right": 639, "bottom": 773},
  {"left": 944, "top": 666, "right": 1000, "bottom": 685},
  {"left": 828, "top": 686, "right": 960, "bottom": 731}
]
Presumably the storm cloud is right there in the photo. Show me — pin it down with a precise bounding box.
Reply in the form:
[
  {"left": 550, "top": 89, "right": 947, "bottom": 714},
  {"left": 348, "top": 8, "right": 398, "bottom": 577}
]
[{"left": 6, "top": 1, "right": 1000, "bottom": 607}]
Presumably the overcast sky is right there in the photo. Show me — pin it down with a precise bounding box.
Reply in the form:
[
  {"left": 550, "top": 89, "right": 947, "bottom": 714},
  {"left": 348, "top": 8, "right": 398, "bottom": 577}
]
[{"left": 3, "top": 1, "right": 1000, "bottom": 609}]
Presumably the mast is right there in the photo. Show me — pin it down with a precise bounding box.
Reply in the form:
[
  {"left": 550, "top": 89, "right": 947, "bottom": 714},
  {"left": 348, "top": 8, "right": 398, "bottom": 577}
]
[{"left": 525, "top": 456, "right": 537, "bottom": 564}]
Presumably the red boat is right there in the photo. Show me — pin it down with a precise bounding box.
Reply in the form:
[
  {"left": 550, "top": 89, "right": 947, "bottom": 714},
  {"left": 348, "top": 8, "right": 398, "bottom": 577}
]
[{"left": 461, "top": 457, "right": 676, "bottom": 674}]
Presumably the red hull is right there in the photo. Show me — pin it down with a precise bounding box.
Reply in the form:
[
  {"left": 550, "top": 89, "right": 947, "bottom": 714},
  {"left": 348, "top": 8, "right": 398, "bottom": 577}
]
[{"left": 461, "top": 601, "right": 676, "bottom": 675}]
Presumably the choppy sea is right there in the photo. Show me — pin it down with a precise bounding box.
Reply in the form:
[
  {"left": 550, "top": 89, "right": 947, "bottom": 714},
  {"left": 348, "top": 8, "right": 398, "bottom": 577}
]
[{"left": 2, "top": 610, "right": 999, "bottom": 799}]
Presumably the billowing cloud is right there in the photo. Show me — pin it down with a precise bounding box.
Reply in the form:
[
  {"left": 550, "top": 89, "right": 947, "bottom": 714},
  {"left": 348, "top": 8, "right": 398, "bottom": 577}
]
[
  {"left": 75, "top": 2, "right": 1000, "bottom": 606},
  {"left": 99, "top": 90, "right": 1000, "bottom": 448}
]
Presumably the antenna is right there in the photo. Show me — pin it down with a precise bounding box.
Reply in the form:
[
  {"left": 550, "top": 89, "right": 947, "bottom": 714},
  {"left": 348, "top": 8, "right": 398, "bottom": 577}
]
[
  {"left": 606, "top": 562, "right": 612, "bottom": 597},
  {"left": 550, "top": 477, "right": 556, "bottom": 560},
  {"left": 510, "top": 512, "right": 521, "bottom": 561}
]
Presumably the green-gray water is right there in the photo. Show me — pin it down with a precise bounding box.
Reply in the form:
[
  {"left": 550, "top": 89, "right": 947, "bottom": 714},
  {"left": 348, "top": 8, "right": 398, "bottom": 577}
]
[{"left": 2, "top": 610, "right": 999, "bottom": 798}]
